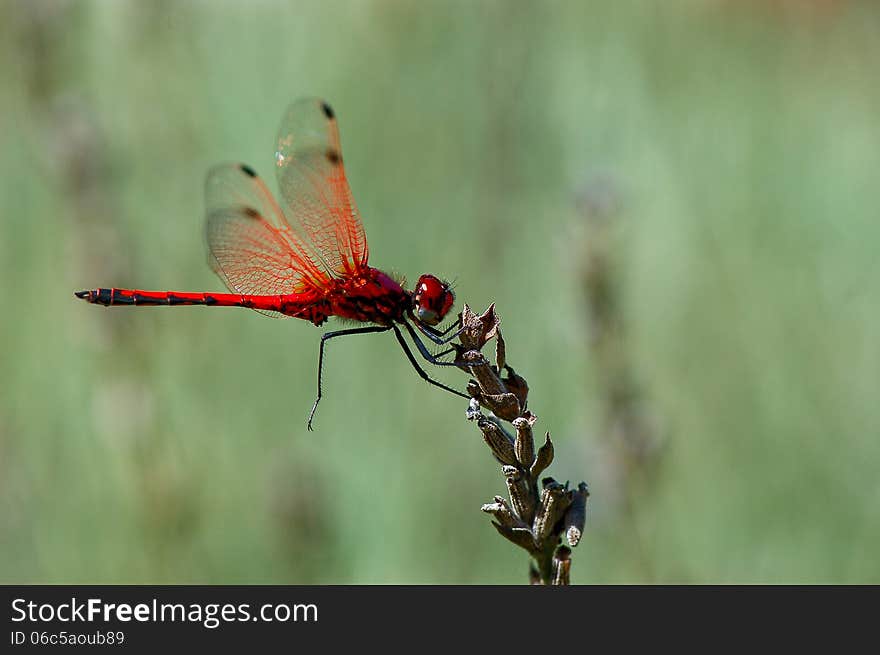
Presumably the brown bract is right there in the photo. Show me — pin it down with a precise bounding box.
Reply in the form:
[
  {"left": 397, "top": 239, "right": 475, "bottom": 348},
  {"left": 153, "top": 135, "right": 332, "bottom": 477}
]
[{"left": 458, "top": 303, "right": 500, "bottom": 350}]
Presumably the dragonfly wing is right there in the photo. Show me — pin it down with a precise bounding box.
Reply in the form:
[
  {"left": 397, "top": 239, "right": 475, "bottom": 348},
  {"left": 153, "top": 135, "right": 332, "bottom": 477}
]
[
  {"left": 275, "top": 98, "right": 369, "bottom": 278},
  {"left": 205, "top": 163, "right": 330, "bottom": 316}
]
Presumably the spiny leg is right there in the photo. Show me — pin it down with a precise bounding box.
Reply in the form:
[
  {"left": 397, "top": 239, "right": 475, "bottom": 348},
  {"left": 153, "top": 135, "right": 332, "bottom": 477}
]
[
  {"left": 402, "top": 320, "right": 469, "bottom": 368},
  {"left": 392, "top": 325, "right": 470, "bottom": 401},
  {"left": 439, "top": 321, "right": 459, "bottom": 336},
  {"left": 423, "top": 319, "right": 461, "bottom": 338},
  {"left": 309, "top": 325, "right": 391, "bottom": 431},
  {"left": 432, "top": 346, "right": 459, "bottom": 360},
  {"left": 413, "top": 318, "right": 466, "bottom": 346}
]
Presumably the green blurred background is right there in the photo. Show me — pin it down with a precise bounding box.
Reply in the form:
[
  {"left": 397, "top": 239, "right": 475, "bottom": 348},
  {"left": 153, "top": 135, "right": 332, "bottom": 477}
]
[{"left": 2, "top": 0, "right": 879, "bottom": 583}]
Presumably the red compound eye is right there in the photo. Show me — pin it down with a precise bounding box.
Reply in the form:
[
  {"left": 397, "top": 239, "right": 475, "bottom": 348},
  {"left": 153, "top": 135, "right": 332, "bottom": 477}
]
[{"left": 413, "top": 274, "right": 454, "bottom": 325}]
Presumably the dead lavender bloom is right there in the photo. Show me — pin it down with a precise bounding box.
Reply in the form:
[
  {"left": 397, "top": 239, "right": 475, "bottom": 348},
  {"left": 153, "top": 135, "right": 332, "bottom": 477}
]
[{"left": 456, "top": 304, "right": 590, "bottom": 584}]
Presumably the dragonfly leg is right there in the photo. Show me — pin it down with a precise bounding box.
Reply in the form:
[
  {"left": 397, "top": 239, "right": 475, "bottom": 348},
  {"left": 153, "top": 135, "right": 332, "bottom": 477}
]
[
  {"left": 421, "top": 320, "right": 460, "bottom": 338},
  {"left": 309, "top": 325, "right": 391, "bottom": 431},
  {"left": 432, "top": 346, "right": 459, "bottom": 360},
  {"left": 401, "top": 320, "right": 470, "bottom": 369},
  {"left": 439, "top": 321, "right": 460, "bottom": 337},
  {"left": 412, "top": 316, "right": 467, "bottom": 346},
  {"left": 392, "top": 325, "right": 470, "bottom": 401}
]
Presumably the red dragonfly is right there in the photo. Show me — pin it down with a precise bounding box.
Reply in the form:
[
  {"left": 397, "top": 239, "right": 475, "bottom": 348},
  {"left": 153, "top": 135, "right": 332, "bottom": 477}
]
[{"left": 76, "top": 98, "right": 467, "bottom": 429}]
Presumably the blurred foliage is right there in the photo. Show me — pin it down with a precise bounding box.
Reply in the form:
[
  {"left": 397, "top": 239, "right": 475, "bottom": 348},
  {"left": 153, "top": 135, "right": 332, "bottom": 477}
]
[{"left": 1, "top": 0, "right": 879, "bottom": 583}]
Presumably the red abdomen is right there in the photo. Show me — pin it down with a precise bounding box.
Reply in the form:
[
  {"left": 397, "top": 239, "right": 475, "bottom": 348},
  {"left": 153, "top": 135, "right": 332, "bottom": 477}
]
[{"left": 76, "top": 287, "right": 332, "bottom": 324}]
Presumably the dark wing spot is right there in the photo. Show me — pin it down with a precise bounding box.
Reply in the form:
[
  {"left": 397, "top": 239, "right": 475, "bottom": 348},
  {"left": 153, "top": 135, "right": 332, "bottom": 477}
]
[
  {"left": 320, "top": 101, "right": 335, "bottom": 119},
  {"left": 242, "top": 206, "right": 261, "bottom": 220},
  {"left": 325, "top": 148, "right": 341, "bottom": 165},
  {"left": 240, "top": 164, "right": 257, "bottom": 178}
]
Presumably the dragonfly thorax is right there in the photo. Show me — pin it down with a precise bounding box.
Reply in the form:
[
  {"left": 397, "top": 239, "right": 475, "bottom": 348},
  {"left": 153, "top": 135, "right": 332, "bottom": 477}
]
[{"left": 325, "top": 267, "right": 410, "bottom": 325}]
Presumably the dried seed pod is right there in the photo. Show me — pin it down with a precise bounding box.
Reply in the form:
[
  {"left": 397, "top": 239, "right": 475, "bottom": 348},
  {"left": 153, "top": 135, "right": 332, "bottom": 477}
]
[
  {"left": 463, "top": 350, "right": 506, "bottom": 396},
  {"left": 501, "top": 365, "right": 529, "bottom": 410},
  {"left": 553, "top": 546, "right": 572, "bottom": 585},
  {"left": 461, "top": 351, "right": 523, "bottom": 420},
  {"left": 532, "top": 479, "right": 571, "bottom": 544},
  {"left": 481, "top": 502, "right": 515, "bottom": 527},
  {"left": 564, "top": 482, "right": 590, "bottom": 547},
  {"left": 530, "top": 433, "right": 554, "bottom": 480},
  {"left": 491, "top": 522, "right": 536, "bottom": 553},
  {"left": 478, "top": 417, "right": 517, "bottom": 466},
  {"left": 481, "top": 496, "right": 527, "bottom": 529},
  {"left": 503, "top": 465, "right": 536, "bottom": 524},
  {"left": 513, "top": 413, "right": 537, "bottom": 469},
  {"left": 480, "top": 392, "right": 522, "bottom": 422}
]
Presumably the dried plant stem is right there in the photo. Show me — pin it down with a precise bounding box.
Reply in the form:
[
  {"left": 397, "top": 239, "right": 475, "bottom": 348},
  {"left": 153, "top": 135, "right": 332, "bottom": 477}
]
[{"left": 454, "top": 305, "right": 589, "bottom": 585}]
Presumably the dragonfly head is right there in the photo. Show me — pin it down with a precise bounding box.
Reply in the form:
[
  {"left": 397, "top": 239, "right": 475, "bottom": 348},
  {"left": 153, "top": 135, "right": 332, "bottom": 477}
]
[{"left": 412, "top": 274, "right": 454, "bottom": 326}]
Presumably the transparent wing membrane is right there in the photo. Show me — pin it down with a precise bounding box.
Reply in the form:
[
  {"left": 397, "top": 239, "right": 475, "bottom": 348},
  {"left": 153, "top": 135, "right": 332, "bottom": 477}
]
[
  {"left": 204, "top": 164, "right": 330, "bottom": 317},
  {"left": 275, "top": 98, "right": 369, "bottom": 277},
  {"left": 203, "top": 99, "right": 370, "bottom": 319}
]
